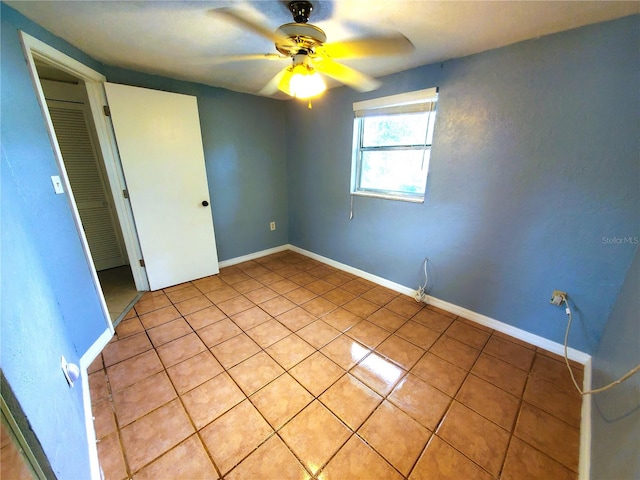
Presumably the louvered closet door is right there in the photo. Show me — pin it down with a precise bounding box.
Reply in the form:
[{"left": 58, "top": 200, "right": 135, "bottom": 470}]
[{"left": 48, "top": 100, "right": 126, "bottom": 270}]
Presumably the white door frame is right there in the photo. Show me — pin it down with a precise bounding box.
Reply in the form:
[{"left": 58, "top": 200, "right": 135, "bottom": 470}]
[{"left": 18, "top": 31, "right": 148, "bottom": 479}]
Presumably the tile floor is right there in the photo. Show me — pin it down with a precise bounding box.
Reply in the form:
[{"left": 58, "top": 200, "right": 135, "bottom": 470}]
[
  {"left": 89, "top": 251, "right": 584, "bottom": 480},
  {"left": 98, "top": 266, "right": 140, "bottom": 322}
]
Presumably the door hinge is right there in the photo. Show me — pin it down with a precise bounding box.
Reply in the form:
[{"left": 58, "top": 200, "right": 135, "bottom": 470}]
[
  {"left": 103, "top": 105, "right": 111, "bottom": 116},
  {"left": 123, "top": 189, "right": 129, "bottom": 199},
  {"left": 139, "top": 259, "right": 145, "bottom": 267}
]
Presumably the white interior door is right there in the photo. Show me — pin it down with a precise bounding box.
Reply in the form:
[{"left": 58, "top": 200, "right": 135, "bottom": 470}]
[{"left": 104, "top": 83, "right": 219, "bottom": 290}]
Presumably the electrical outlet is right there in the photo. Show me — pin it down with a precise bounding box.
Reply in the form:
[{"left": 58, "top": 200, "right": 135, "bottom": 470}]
[
  {"left": 270, "top": 221, "right": 276, "bottom": 231},
  {"left": 550, "top": 290, "right": 567, "bottom": 306}
]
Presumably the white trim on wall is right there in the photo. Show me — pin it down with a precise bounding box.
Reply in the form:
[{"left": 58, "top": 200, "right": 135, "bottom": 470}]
[{"left": 218, "top": 244, "right": 290, "bottom": 268}]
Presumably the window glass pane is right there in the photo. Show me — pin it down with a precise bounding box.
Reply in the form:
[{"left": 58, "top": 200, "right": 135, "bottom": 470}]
[
  {"left": 359, "top": 149, "right": 430, "bottom": 195},
  {"left": 362, "top": 111, "right": 435, "bottom": 147}
]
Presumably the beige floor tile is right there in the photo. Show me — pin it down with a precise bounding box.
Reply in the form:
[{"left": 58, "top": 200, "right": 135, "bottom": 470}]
[
  {"left": 367, "top": 308, "right": 408, "bottom": 332},
  {"left": 92, "top": 398, "right": 117, "bottom": 440},
  {"left": 284, "top": 287, "right": 318, "bottom": 305},
  {"left": 210, "top": 333, "right": 261, "bottom": 369},
  {"left": 96, "top": 431, "right": 128, "bottom": 480},
  {"left": 200, "top": 400, "right": 273, "bottom": 475},
  {"left": 502, "top": 436, "right": 577, "bottom": 480},
  {"left": 514, "top": 403, "right": 580, "bottom": 472},
  {"left": 115, "top": 317, "right": 144, "bottom": 340},
  {"left": 133, "top": 435, "right": 219, "bottom": 480},
  {"left": 260, "top": 295, "right": 298, "bottom": 316},
  {"left": 290, "top": 352, "right": 345, "bottom": 397},
  {"left": 530, "top": 353, "right": 583, "bottom": 393},
  {"left": 359, "top": 401, "right": 430, "bottom": 475},
  {"left": 410, "top": 435, "right": 492, "bottom": 480},
  {"left": 228, "top": 351, "right": 285, "bottom": 396},
  {"left": 106, "top": 350, "right": 164, "bottom": 392},
  {"left": 226, "top": 435, "right": 310, "bottom": 480},
  {"left": 231, "top": 305, "right": 273, "bottom": 330},
  {"left": 165, "top": 285, "right": 200, "bottom": 303},
  {"left": 350, "top": 352, "right": 406, "bottom": 396},
  {"left": 216, "top": 295, "right": 255, "bottom": 316},
  {"left": 388, "top": 373, "right": 451, "bottom": 431},
  {"left": 322, "top": 288, "right": 357, "bottom": 306},
  {"left": 376, "top": 335, "right": 425, "bottom": 370},
  {"left": 305, "top": 279, "right": 335, "bottom": 295},
  {"left": 146, "top": 318, "right": 192, "bottom": 347},
  {"left": 296, "top": 320, "right": 341, "bottom": 349},
  {"left": 320, "top": 335, "right": 370, "bottom": 370},
  {"left": 181, "top": 373, "right": 245, "bottom": 429},
  {"left": 436, "top": 401, "right": 510, "bottom": 476},
  {"left": 444, "top": 321, "right": 491, "bottom": 350},
  {"left": 361, "top": 286, "right": 398, "bottom": 306},
  {"left": 183, "top": 305, "right": 226, "bottom": 330},
  {"left": 155, "top": 332, "right": 207, "bottom": 368},
  {"left": 346, "top": 320, "right": 391, "bottom": 349},
  {"left": 265, "top": 333, "right": 316, "bottom": 370},
  {"left": 411, "top": 309, "right": 454, "bottom": 332},
  {"left": 250, "top": 373, "right": 314, "bottom": 429},
  {"left": 319, "top": 374, "right": 382, "bottom": 430},
  {"left": 456, "top": 373, "right": 520, "bottom": 430},
  {"left": 244, "top": 286, "right": 279, "bottom": 304},
  {"left": 245, "top": 318, "right": 291, "bottom": 348},
  {"left": 134, "top": 293, "right": 171, "bottom": 316},
  {"left": 277, "top": 307, "right": 317, "bottom": 331},
  {"left": 342, "top": 297, "right": 379, "bottom": 317},
  {"left": 102, "top": 332, "right": 153, "bottom": 367},
  {"left": 410, "top": 352, "right": 466, "bottom": 397},
  {"left": 113, "top": 371, "right": 177, "bottom": 426},
  {"left": 385, "top": 297, "right": 423, "bottom": 318},
  {"left": 322, "top": 308, "right": 362, "bottom": 332},
  {"left": 523, "top": 374, "right": 582, "bottom": 428},
  {"left": 430, "top": 335, "right": 480, "bottom": 371},
  {"left": 174, "top": 294, "right": 213, "bottom": 316},
  {"left": 138, "top": 305, "right": 181, "bottom": 329},
  {"left": 197, "top": 318, "right": 242, "bottom": 348},
  {"left": 472, "top": 352, "right": 528, "bottom": 396},
  {"left": 318, "top": 435, "right": 403, "bottom": 480},
  {"left": 280, "top": 401, "right": 351, "bottom": 475},
  {"left": 205, "top": 286, "right": 240, "bottom": 304},
  {"left": 166, "top": 350, "right": 223, "bottom": 394},
  {"left": 120, "top": 399, "right": 194, "bottom": 473},
  {"left": 301, "top": 297, "right": 338, "bottom": 317},
  {"left": 483, "top": 335, "right": 536, "bottom": 371}
]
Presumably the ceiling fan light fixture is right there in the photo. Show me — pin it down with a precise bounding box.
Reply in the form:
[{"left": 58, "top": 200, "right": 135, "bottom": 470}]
[{"left": 278, "top": 60, "right": 326, "bottom": 99}]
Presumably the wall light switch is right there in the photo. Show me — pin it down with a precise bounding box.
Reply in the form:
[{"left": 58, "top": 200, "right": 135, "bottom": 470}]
[{"left": 51, "top": 175, "right": 64, "bottom": 194}]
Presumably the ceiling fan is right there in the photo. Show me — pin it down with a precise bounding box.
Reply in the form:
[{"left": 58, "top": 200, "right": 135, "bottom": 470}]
[{"left": 211, "top": 1, "right": 415, "bottom": 101}]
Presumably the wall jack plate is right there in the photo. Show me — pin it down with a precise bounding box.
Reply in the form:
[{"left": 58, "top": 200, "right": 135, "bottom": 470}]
[{"left": 550, "top": 290, "right": 567, "bottom": 306}]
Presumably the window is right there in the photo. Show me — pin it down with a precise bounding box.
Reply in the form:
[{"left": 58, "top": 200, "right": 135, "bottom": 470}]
[{"left": 351, "top": 88, "right": 438, "bottom": 202}]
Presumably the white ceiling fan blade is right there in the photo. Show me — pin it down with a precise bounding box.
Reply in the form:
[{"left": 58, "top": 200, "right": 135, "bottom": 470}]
[
  {"left": 313, "top": 58, "right": 381, "bottom": 92},
  {"left": 187, "top": 53, "right": 287, "bottom": 66},
  {"left": 209, "top": 8, "right": 295, "bottom": 48},
  {"left": 259, "top": 67, "right": 290, "bottom": 96},
  {"left": 319, "top": 34, "right": 414, "bottom": 59}
]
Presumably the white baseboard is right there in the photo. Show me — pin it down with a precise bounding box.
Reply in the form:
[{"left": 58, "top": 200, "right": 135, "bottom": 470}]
[
  {"left": 579, "top": 358, "right": 592, "bottom": 480},
  {"left": 218, "top": 244, "right": 290, "bottom": 268},
  {"left": 80, "top": 327, "right": 114, "bottom": 480},
  {"left": 289, "top": 245, "right": 589, "bottom": 364}
]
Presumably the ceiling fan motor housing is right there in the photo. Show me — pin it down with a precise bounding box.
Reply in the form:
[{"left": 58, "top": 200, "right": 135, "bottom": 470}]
[
  {"left": 275, "top": 23, "right": 327, "bottom": 56},
  {"left": 289, "top": 1, "right": 314, "bottom": 23}
]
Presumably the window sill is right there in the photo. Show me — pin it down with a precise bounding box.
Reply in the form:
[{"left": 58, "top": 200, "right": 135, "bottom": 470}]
[{"left": 351, "top": 191, "right": 424, "bottom": 204}]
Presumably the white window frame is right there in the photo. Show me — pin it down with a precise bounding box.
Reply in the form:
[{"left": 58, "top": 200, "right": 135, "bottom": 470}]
[{"left": 350, "top": 87, "right": 438, "bottom": 203}]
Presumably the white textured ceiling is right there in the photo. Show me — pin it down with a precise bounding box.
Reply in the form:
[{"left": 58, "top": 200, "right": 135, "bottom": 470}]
[{"left": 7, "top": 1, "right": 639, "bottom": 98}]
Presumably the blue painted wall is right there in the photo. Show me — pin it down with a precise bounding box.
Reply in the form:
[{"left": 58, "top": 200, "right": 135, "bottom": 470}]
[
  {"left": 285, "top": 15, "right": 640, "bottom": 354},
  {"left": 101, "top": 67, "right": 289, "bottom": 261},
  {"left": 590, "top": 247, "right": 640, "bottom": 479},
  {"left": 1, "top": 4, "right": 108, "bottom": 478}
]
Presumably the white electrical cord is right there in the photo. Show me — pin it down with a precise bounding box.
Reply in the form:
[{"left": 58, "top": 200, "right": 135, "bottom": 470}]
[
  {"left": 562, "top": 296, "right": 640, "bottom": 396},
  {"left": 415, "top": 257, "right": 429, "bottom": 302}
]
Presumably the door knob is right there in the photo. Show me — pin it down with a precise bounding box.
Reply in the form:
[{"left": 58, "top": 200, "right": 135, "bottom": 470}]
[{"left": 202, "top": 200, "right": 209, "bottom": 207}]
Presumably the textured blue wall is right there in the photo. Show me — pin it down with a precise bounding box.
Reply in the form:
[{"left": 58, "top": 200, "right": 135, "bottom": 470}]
[
  {"left": 286, "top": 15, "right": 639, "bottom": 354},
  {"left": 590, "top": 247, "right": 640, "bottom": 479},
  {"left": 1, "top": 4, "right": 108, "bottom": 478},
  {"left": 102, "top": 67, "right": 289, "bottom": 261}
]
